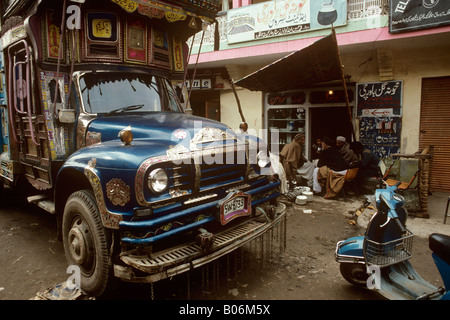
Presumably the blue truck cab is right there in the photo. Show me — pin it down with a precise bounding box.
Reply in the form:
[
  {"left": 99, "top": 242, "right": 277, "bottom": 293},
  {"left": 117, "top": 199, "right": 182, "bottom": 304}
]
[{"left": 0, "top": 0, "right": 285, "bottom": 297}]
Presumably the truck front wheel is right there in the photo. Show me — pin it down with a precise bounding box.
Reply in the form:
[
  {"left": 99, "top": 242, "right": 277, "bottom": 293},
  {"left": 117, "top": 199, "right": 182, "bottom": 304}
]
[{"left": 62, "top": 189, "right": 112, "bottom": 297}]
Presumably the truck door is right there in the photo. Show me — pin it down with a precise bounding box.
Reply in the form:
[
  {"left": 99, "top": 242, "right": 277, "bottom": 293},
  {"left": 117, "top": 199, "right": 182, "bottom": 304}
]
[{"left": 8, "top": 40, "right": 52, "bottom": 190}]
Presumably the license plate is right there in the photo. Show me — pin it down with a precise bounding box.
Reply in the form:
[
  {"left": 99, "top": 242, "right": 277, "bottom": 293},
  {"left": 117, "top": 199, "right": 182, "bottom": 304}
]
[{"left": 218, "top": 191, "right": 251, "bottom": 225}]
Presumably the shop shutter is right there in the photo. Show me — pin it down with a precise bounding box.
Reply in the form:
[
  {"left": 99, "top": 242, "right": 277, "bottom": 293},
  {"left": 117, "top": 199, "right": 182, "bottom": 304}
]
[{"left": 419, "top": 76, "right": 450, "bottom": 192}]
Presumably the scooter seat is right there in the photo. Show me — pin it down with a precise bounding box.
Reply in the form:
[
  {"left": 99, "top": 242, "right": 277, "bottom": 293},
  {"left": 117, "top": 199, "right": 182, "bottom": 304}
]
[{"left": 429, "top": 233, "right": 450, "bottom": 265}]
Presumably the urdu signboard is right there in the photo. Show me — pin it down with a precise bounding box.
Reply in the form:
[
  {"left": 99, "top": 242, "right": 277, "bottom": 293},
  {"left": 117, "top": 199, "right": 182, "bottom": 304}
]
[
  {"left": 389, "top": 0, "right": 450, "bottom": 33},
  {"left": 227, "top": 0, "right": 347, "bottom": 44},
  {"left": 356, "top": 80, "right": 403, "bottom": 116},
  {"left": 356, "top": 80, "right": 403, "bottom": 159}
]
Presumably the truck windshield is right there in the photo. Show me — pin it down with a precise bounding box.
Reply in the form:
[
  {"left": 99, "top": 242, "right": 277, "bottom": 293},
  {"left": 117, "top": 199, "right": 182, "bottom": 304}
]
[{"left": 79, "top": 73, "right": 182, "bottom": 114}]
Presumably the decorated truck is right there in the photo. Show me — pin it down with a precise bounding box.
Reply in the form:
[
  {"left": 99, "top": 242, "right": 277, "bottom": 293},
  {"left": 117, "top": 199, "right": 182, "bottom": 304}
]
[{"left": 0, "top": 0, "right": 285, "bottom": 297}]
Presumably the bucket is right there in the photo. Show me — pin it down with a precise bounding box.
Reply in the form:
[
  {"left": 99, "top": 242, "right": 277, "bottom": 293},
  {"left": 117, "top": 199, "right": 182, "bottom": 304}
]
[
  {"left": 295, "top": 195, "right": 308, "bottom": 205},
  {"left": 303, "top": 191, "right": 314, "bottom": 202}
]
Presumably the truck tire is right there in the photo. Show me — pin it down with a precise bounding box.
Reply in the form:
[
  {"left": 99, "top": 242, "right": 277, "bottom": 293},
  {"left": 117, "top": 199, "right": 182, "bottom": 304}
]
[{"left": 62, "top": 189, "right": 112, "bottom": 297}]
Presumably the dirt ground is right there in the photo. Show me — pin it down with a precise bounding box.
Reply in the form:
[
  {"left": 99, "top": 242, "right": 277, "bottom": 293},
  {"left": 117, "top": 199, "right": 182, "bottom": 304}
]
[{"left": 0, "top": 187, "right": 444, "bottom": 301}]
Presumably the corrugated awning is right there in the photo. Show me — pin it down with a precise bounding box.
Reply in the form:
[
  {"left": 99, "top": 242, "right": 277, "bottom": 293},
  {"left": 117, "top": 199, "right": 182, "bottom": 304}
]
[{"left": 235, "top": 33, "right": 342, "bottom": 93}]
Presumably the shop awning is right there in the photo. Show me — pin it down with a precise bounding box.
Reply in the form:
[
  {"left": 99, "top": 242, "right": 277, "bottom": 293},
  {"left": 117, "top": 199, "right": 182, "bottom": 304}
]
[{"left": 234, "top": 33, "right": 343, "bottom": 93}]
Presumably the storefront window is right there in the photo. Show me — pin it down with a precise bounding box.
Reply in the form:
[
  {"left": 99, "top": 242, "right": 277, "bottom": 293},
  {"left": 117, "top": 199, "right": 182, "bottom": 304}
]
[{"left": 265, "top": 88, "right": 356, "bottom": 159}]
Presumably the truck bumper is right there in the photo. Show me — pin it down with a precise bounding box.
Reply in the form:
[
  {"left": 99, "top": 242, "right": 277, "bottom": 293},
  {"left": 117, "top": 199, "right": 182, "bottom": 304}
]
[
  {"left": 119, "top": 180, "right": 281, "bottom": 246},
  {"left": 114, "top": 202, "right": 286, "bottom": 283}
]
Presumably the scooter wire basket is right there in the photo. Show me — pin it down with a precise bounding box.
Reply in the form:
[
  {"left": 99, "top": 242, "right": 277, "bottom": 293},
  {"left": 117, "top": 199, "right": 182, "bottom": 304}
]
[{"left": 364, "top": 229, "right": 414, "bottom": 268}]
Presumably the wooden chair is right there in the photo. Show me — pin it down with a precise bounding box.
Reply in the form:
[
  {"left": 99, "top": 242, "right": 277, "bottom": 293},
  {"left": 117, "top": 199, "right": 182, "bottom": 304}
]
[{"left": 382, "top": 159, "right": 419, "bottom": 190}]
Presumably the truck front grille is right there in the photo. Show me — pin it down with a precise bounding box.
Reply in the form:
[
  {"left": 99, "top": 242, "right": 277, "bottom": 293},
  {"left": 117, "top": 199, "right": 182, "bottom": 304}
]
[
  {"left": 136, "top": 148, "right": 249, "bottom": 206},
  {"left": 197, "top": 150, "right": 246, "bottom": 191}
]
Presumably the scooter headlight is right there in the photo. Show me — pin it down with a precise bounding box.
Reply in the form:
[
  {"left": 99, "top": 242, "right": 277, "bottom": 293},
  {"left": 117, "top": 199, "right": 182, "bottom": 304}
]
[{"left": 148, "top": 168, "right": 169, "bottom": 193}]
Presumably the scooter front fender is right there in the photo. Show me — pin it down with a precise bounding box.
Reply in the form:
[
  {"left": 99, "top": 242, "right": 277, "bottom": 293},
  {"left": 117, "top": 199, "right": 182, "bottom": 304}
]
[{"left": 335, "top": 236, "right": 365, "bottom": 264}]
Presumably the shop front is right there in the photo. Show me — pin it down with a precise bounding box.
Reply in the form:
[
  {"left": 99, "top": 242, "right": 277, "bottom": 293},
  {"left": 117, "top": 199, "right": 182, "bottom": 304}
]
[
  {"left": 187, "top": 27, "right": 450, "bottom": 192},
  {"left": 264, "top": 87, "right": 355, "bottom": 160},
  {"left": 235, "top": 32, "right": 356, "bottom": 160}
]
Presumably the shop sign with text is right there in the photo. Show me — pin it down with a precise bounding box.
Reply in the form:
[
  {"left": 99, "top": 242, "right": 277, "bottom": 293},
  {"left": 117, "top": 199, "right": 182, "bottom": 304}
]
[
  {"left": 356, "top": 81, "right": 403, "bottom": 116},
  {"left": 227, "top": 0, "right": 347, "bottom": 44},
  {"left": 389, "top": 0, "right": 450, "bottom": 33}
]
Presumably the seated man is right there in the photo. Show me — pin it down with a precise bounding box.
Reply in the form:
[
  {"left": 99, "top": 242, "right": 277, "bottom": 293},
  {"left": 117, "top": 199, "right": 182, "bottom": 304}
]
[
  {"left": 313, "top": 136, "right": 349, "bottom": 198},
  {"left": 279, "top": 133, "right": 315, "bottom": 189},
  {"left": 336, "top": 136, "right": 358, "bottom": 166}
]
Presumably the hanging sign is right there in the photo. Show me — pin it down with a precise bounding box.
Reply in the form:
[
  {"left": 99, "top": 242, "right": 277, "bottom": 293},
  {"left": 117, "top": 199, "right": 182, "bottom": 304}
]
[
  {"left": 357, "top": 80, "right": 403, "bottom": 159},
  {"left": 389, "top": 0, "right": 450, "bottom": 33},
  {"left": 356, "top": 81, "right": 402, "bottom": 116},
  {"left": 185, "top": 79, "right": 212, "bottom": 90}
]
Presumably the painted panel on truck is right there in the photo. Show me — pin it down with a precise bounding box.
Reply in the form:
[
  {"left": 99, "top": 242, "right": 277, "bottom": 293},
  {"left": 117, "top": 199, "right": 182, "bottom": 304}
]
[{"left": 0, "top": 43, "right": 12, "bottom": 181}]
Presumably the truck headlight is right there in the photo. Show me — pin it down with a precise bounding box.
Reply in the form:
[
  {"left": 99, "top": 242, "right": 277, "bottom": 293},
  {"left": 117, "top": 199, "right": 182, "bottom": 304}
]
[{"left": 148, "top": 168, "right": 169, "bottom": 193}]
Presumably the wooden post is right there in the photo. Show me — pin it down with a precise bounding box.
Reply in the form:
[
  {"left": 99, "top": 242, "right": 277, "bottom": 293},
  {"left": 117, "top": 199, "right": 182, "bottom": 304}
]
[
  {"left": 186, "top": 29, "right": 206, "bottom": 114},
  {"left": 231, "top": 81, "right": 246, "bottom": 123},
  {"left": 332, "top": 27, "right": 356, "bottom": 142},
  {"left": 418, "top": 147, "right": 432, "bottom": 218}
]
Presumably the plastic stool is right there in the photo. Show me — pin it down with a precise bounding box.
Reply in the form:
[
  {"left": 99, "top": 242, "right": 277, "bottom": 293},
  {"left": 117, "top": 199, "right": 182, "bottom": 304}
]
[{"left": 445, "top": 196, "right": 450, "bottom": 224}]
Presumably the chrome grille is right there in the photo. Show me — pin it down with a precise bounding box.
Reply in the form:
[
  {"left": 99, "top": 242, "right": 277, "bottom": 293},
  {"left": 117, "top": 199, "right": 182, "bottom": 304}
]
[
  {"left": 169, "top": 164, "right": 192, "bottom": 190},
  {"left": 197, "top": 151, "right": 246, "bottom": 191}
]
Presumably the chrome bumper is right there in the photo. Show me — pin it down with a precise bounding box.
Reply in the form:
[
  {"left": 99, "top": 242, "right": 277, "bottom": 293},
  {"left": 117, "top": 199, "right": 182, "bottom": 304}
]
[{"left": 114, "top": 202, "right": 287, "bottom": 283}]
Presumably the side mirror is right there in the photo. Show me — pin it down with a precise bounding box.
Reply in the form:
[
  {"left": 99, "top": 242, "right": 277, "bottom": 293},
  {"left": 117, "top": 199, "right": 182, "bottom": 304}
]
[{"left": 58, "top": 109, "right": 75, "bottom": 123}]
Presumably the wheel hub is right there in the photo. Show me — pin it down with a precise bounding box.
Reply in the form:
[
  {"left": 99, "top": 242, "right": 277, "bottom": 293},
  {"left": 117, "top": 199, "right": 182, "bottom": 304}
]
[{"left": 68, "top": 218, "right": 93, "bottom": 267}]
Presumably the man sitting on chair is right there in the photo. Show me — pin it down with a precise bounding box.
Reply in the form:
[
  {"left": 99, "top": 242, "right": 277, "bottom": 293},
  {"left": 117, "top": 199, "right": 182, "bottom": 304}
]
[
  {"left": 336, "top": 136, "right": 358, "bottom": 166},
  {"left": 313, "top": 136, "right": 349, "bottom": 198}
]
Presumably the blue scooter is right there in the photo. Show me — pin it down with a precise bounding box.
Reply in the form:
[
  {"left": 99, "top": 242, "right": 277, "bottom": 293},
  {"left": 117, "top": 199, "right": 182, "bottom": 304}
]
[{"left": 335, "top": 182, "right": 450, "bottom": 300}]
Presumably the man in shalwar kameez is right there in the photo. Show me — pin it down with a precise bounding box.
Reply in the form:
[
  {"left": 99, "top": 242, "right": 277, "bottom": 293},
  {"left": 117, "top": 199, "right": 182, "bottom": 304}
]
[
  {"left": 279, "top": 133, "right": 315, "bottom": 190},
  {"left": 313, "top": 136, "right": 349, "bottom": 198}
]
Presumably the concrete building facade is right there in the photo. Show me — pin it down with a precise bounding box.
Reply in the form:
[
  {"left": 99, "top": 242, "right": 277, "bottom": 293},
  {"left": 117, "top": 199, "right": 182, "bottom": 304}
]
[{"left": 185, "top": 0, "right": 450, "bottom": 191}]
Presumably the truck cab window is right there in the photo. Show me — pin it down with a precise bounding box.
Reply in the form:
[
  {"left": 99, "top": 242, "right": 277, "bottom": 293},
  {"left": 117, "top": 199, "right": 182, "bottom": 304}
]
[{"left": 79, "top": 72, "right": 182, "bottom": 114}]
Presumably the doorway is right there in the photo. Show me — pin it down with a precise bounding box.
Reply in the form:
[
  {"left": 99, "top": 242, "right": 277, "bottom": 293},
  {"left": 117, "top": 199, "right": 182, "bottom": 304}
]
[
  {"left": 190, "top": 90, "right": 220, "bottom": 121},
  {"left": 310, "top": 106, "right": 353, "bottom": 144}
]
